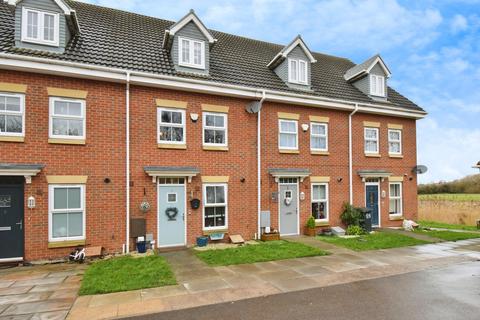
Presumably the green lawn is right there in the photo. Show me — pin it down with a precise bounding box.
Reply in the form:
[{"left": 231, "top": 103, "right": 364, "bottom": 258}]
[
  {"left": 317, "top": 232, "right": 430, "bottom": 251},
  {"left": 414, "top": 230, "right": 480, "bottom": 241},
  {"left": 418, "top": 193, "right": 480, "bottom": 201},
  {"left": 79, "top": 255, "right": 176, "bottom": 295},
  {"left": 195, "top": 241, "right": 328, "bottom": 266},
  {"left": 419, "top": 220, "right": 478, "bottom": 231}
]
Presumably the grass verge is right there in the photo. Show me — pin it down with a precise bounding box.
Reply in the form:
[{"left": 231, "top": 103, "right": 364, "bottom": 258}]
[
  {"left": 317, "top": 232, "right": 430, "bottom": 251},
  {"left": 418, "top": 220, "right": 478, "bottom": 231},
  {"left": 79, "top": 255, "right": 176, "bottom": 295},
  {"left": 418, "top": 193, "right": 480, "bottom": 201},
  {"left": 414, "top": 230, "right": 480, "bottom": 241},
  {"left": 195, "top": 240, "right": 328, "bottom": 266}
]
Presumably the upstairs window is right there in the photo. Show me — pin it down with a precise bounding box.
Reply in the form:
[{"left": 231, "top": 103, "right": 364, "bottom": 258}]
[
  {"left": 288, "top": 58, "right": 308, "bottom": 84},
  {"left": 370, "top": 75, "right": 385, "bottom": 97},
  {"left": 310, "top": 122, "right": 328, "bottom": 151},
  {"left": 49, "top": 97, "right": 86, "bottom": 140},
  {"left": 22, "top": 7, "right": 59, "bottom": 46},
  {"left": 178, "top": 37, "right": 205, "bottom": 69},
  {"left": 203, "top": 112, "right": 227, "bottom": 146},
  {"left": 278, "top": 119, "right": 298, "bottom": 150},
  {"left": 157, "top": 108, "right": 186, "bottom": 144},
  {"left": 388, "top": 129, "right": 402, "bottom": 154},
  {"left": 364, "top": 127, "right": 379, "bottom": 154},
  {"left": 0, "top": 93, "right": 24, "bottom": 137}
]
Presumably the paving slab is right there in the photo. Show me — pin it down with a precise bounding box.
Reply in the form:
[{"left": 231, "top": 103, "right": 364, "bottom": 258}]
[
  {"left": 89, "top": 290, "right": 141, "bottom": 308},
  {"left": 31, "top": 310, "right": 69, "bottom": 320},
  {"left": 1, "top": 299, "right": 73, "bottom": 316},
  {"left": 0, "top": 292, "right": 52, "bottom": 305},
  {"left": 0, "top": 286, "right": 32, "bottom": 296},
  {"left": 183, "top": 277, "right": 230, "bottom": 293},
  {"left": 140, "top": 285, "right": 187, "bottom": 300}
]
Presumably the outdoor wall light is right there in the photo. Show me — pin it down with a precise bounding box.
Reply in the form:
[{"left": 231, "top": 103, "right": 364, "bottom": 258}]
[
  {"left": 190, "top": 113, "right": 199, "bottom": 122},
  {"left": 27, "top": 196, "right": 35, "bottom": 209},
  {"left": 240, "top": 177, "right": 246, "bottom": 183},
  {"left": 301, "top": 123, "right": 309, "bottom": 132},
  {"left": 337, "top": 177, "right": 343, "bottom": 182}
]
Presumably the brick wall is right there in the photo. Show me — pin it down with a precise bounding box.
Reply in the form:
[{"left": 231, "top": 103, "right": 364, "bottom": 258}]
[{"left": 0, "top": 70, "right": 419, "bottom": 260}]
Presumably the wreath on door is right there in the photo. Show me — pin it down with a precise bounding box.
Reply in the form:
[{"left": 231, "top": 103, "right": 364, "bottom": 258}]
[{"left": 165, "top": 207, "right": 179, "bottom": 221}]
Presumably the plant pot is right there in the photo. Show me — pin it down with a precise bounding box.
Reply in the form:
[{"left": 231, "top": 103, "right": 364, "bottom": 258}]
[
  {"left": 196, "top": 236, "right": 209, "bottom": 247},
  {"left": 304, "top": 227, "right": 316, "bottom": 237},
  {"left": 261, "top": 232, "right": 280, "bottom": 241}
]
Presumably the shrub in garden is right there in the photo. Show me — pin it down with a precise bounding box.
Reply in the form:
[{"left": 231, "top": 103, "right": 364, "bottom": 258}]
[
  {"left": 347, "top": 225, "right": 364, "bottom": 236},
  {"left": 340, "top": 203, "right": 362, "bottom": 226}
]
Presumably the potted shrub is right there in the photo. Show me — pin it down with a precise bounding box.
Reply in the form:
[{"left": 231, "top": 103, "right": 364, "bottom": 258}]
[{"left": 304, "top": 216, "right": 316, "bottom": 236}]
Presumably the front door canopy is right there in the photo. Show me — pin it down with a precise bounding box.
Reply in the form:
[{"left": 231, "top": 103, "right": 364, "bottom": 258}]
[
  {"left": 144, "top": 166, "right": 200, "bottom": 183},
  {"left": 268, "top": 168, "right": 311, "bottom": 182},
  {"left": 0, "top": 163, "right": 44, "bottom": 184},
  {"left": 357, "top": 170, "right": 391, "bottom": 181}
]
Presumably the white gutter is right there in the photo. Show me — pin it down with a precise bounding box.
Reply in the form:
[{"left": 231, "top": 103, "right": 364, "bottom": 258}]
[
  {"left": 125, "top": 71, "right": 131, "bottom": 253},
  {"left": 257, "top": 90, "right": 266, "bottom": 238},
  {"left": 0, "top": 53, "right": 427, "bottom": 119},
  {"left": 348, "top": 103, "right": 359, "bottom": 204}
]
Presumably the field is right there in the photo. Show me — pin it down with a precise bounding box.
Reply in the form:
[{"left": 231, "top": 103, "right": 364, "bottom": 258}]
[{"left": 418, "top": 193, "right": 480, "bottom": 226}]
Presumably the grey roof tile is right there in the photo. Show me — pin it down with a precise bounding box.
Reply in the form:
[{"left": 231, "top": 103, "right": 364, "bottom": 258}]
[{"left": 0, "top": 1, "right": 424, "bottom": 112}]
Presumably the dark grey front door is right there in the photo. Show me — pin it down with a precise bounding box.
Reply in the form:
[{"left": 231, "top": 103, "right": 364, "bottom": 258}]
[
  {"left": 366, "top": 184, "right": 379, "bottom": 226},
  {"left": 0, "top": 178, "right": 24, "bottom": 260}
]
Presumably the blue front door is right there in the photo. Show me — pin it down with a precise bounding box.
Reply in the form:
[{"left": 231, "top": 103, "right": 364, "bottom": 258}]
[
  {"left": 366, "top": 185, "right": 379, "bottom": 226},
  {"left": 158, "top": 185, "right": 185, "bottom": 247}
]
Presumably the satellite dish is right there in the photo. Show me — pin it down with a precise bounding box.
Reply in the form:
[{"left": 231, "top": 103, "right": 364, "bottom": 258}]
[{"left": 413, "top": 165, "right": 428, "bottom": 174}]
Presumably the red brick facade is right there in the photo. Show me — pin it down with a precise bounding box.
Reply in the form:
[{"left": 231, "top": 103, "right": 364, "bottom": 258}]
[{"left": 0, "top": 71, "right": 418, "bottom": 261}]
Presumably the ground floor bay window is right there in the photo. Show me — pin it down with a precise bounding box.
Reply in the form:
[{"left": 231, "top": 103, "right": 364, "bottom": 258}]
[
  {"left": 49, "top": 185, "right": 85, "bottom": 242},
  {"left": 311, "top": 183, "right": 329, "bottom": 222},
  {"left": 389, "top": 182, "right": 403, "bottom": 216},
  {"left": 203, "top": 183, "right": 228, "bottom": 230}
]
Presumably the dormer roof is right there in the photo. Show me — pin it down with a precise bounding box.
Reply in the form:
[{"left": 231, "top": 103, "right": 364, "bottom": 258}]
[
  {"left": 344, "top": 54, "right": 391, "bottom": 82},
  {"left": 162, "top": 9, "right": 216, "bottom": 50},
  {"left": 8, "top": 0, "right": 81, "bottom": 34},
  {"left": 267, "top": 35, "right": 317, "bottom": 69}
]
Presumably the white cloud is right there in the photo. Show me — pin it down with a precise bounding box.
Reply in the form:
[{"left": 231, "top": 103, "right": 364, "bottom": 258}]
[
  {"left": 450, "top": 14, "right": 468, "bottom": 33},
  {"left": 417, "top": 118, "right": 480, "bottom": 183}
]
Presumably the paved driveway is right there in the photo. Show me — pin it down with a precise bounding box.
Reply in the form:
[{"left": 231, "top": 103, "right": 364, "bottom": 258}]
[
  {"left": 125, "top": 260, "right": 480, "bottom": 320},
  {"left": 0, "top": 263, "right": 85, "bottom": 319}
]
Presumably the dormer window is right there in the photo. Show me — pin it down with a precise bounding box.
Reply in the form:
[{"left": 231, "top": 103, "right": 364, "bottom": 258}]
[
  {"left": 288, "top": 58, "right": 308, "bottom": 84},
  {"left": 370, "top": 74, "right": 385, "bottom": 97},
  {"left": 21, "top": 7, "right": 59, "bottom": 47},
  {"left": 178, "top": 37, "right": 205, "bottom": 69}
]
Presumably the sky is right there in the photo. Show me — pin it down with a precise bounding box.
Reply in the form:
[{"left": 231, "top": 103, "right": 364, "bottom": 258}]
[{"left": 80, "top": 0, "right": 480, "bottom": 184}]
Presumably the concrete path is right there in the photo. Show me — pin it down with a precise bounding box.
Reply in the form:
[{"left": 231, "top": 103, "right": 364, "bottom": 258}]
[
  {"left": 378, "top": 227, "right": 445, "bottom": 242},
  {"left": 129, "top": 260, "right": 480, "bottom": 320},
  {"left": 0, "top": 263, "right": 86, "bottom": 320},
  {"left": 66, "top": 237, "right": 480, "bottom": 320}
]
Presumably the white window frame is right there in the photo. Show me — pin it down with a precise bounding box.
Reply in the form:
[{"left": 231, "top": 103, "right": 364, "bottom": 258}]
[
  {"left": 202, "top": 183, "right": 228, "bottom": 231},
  {"left": 364, "top": 127, "right": 379, "bottom": 154},
  {"left": 389, "top": 182, "right": 403, "bottom": 216},
  {"left": 388, "top": 129, "right": 402, "bottom": 155},
  {"left": 288, "top": 58, "right": 308, "bottom": 84},
  {"left": 49, "top": 97, "right": 86, "bottom": 140},
  {"left": 370, "top": 74, "right": 385, "bottom": 97},
  {"left": 311, "top": 183, "right": 329, "bottom": 222},
  {"left": 202, "top": 112, "right": 228, "bottom": 147},
  {"left": 0, "top": 92, "right": 25, "bottom": 137},
  {"left": 178, "top": 36, "right": 206, "bottom": 69},
  {"left": 157, "top": 107, "right": 186, "bottom": 145},
  {"left": 278, "top": 119, "right": 298, "bottom": 150},
  {"left": 21, "top": 7, "right": 60, "bottom": 47},
  {"left": 166, "top": 193, "right": 177, "bottom": 203},
  {"left": 48, "top": 184, "right": 86, "bottom": 242},
  {"left": 310, "top": 122, "right": 328, "bottom": 152}
]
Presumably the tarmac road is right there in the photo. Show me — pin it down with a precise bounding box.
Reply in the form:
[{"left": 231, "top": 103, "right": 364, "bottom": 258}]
[{"left": 125, "top": 260, "right": 480, "bottom": 320}]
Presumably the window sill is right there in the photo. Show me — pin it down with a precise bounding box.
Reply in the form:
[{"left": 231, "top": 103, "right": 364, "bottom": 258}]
[
  {"left": 0, "top": 136, "right": 24, "bottom": 143},
  {"left": 203, "top": 145, "right": 229, "bottom": 151},
  {"left": 279, "top": 149, "right": 299, "bottom": 154},
  {"left": 311, "top": 150, "right": 329, "bottom": 156},
  {"left": 389, "top": 154, "right": 404, "bottom": 158},
  {"left": 158, "top": 143, "right": 186, "bottom": 150},
  {"left": 48, "top": 239, "right": 86, "bottom": 249},
  {"left": 49, "top": 138, "right": 85, "bottom": 145},
  {"left": 203, "top": 228, "right": 228, "bottom": 235},
  {"left": 389, "top": 215, "right": 404, "bottom": 221},
  {"left": 315, "top": 221, "right": 329, "bottom": 227},
  {"left": 365, "top": 153, "right": 381, "bottom": 158}
]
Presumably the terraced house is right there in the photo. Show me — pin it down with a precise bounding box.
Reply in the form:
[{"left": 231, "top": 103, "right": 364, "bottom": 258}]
[{"left": 0, "top": 0, "right": 426, "bottom": 262}]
